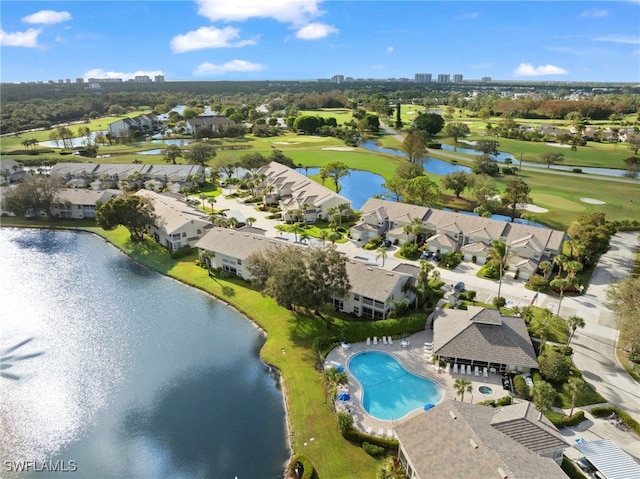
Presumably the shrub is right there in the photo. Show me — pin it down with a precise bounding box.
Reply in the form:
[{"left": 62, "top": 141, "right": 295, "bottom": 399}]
[
  {"left": 496, "top": 395, "right": 512, "bottom": 406},
  {"left": 471, "top": 255, "right": 477, "bottom": 264},
  {"left": 590, "top": 406, "right": 640, "bottom": 435},
  {"left": 170, "top": 245, "right": 193, "bottom": 259},
  {"left": 439, "top": 252, "right": 462, "bottom": 269},
  {"left": 493, "top": 296, "right": 507, "bottom": 309},
  {"left": 343, "top": 428, "right": 398, "bottom": 452},
  {"left": 399, "top": 241, "right": 419, "bottom": 259},
  {"left": 479, "top": 262, "right": 499, "bottom": 279},
  {"left": 546, "top": 410, "right": 585, "bottom": 428},
  {"left": 562, "top": 455, "right": 588, "bottom": 479},
  {"left": 532, "top": 371, "right": 543, "bottom": 384},
  {"left": 362, "top": 441, "right": 385, "bottom": 457},
  {"left": 572, "top": 168, "right": 583, "bottom": 173},
  {"left": 288, "top": 455, "right": 316, "bottom": 479},
  {"left": 459, "top": 290, "right": 476, "bottom": 302},
  {"left": 525, "top": 274, "right": 548, "bottom": 291},
  {"left": 513, "top": 375, "right": 530, "bottom": 399}
]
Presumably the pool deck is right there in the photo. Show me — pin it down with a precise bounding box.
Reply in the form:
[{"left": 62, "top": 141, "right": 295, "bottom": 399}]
[{"left": 324, "top": 329, "right": 509, "bottom": 439}]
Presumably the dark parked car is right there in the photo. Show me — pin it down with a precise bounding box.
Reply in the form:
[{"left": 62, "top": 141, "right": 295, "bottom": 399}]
[
  {"left": 454, "top": 282, "right": 466, "bottom": 293},
  {"left": 420, "top": 251, "right": 433, "bottom": 260},
  {"left": 575, "top": 457, "right": 595, "bottom": 474},
  {"left": 381, "top": 240, "right": 392, "bottom": 248}
]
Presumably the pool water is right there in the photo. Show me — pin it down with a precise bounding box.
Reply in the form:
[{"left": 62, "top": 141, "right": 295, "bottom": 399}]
[
  {"left": 478, "top": 385, "right": 494, "bottom": 395},
  {"left": 348, "top": 352, "right": 442, "bottom": 420}
]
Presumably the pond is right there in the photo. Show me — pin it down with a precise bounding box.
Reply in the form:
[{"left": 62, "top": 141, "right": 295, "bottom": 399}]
[
  {"left": 38, "top": 131, "right": 106, "bottom": 149},
  {"left": 439, "top": 143, "right": 629, "bottom": 178},
  {"left": 359, "top": 140, "right": 472, "bottom": 175},
  {"left": 150, "top": 138, "right": 196, "bottom": 146},
  {"left": 137, "top": 148, "right": 165, "bottom": 155},
  {"left": 303, "top": 167, "right": 388, "bottom": 210},
  {"left": 0, "top": 228, "right": 289, "bottom": 479}
]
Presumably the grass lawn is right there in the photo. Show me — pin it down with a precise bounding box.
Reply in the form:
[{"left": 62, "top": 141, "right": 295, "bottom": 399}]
[{"left": 0, "top": 218, "right": 380, "bottom": 478}]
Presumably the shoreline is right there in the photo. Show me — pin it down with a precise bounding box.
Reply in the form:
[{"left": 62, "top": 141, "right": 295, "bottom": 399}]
[{"left": 1, "top": 223, "right": 297, "bottom": 476}]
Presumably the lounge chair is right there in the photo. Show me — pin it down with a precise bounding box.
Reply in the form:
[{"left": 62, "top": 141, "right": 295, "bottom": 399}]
[
  {"left": 453, "top": 364, "right": 458, "bottom": 374},
  {"left": 366, "top": 426, "right": 373, "bottom": 435},
  {"left": 341, "top": 342, "right": 350, "bottom": 350},
  {"left": 387, "top": 429, "right": 395, "bottom": 439},
  {"left": 378, "top": 428, "right": 385, "bottom": 437},
  {"left": 466, "top": 365, "right": 472, "bottom": 375},
  {"left": 388, "top": 337, "right": 393, "bottom": 345},
  {"left": 483, "top": 367, "right": 488, "bottom": 378},
  {"left": 366, "top": 337, "right": 371, "bottom": 346},
  {"left": 373, "top": 337, "right": 378, "bottom": 345},
  {"left": 382, "top": 336, "right": 388, "bottom": 345},
  {"left": 474, "top": 366, "right": 480, "bottom": 376},
  {"left": 445, "top": 363, "right": 451, "bottom": 374}
]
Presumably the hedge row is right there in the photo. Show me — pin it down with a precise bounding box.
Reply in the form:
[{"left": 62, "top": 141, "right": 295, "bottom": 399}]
[
  {"left": 589, "top": 406, "right": 640, "bottom": 435},
  {"left": 561, "top": 456, "right": 588, "bottom": 479},
  {"left": 343, "top": 428, "right": 399, "bottom": 453},
  {"left": 546, "top": 410, "right": 585, "bottom": 428}
]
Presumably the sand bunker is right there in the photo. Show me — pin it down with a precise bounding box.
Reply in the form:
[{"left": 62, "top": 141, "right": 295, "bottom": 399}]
[
  {"left": 545, "top": 142, "right": 571, "bottom": 148},
  {"left": 272, "top": 141, "right": 299, "bottom": 145},
  {"left": 580, "top": 198, "right": 606, "bottom": 205},
  {"left": 520, "top": 204, "right": 549, "bottom": 213},
  {"left": 322, "top": 146, "right": 355, "bottom": 151}
]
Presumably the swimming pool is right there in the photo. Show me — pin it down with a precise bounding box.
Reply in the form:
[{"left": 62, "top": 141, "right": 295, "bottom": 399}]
[{"left": 348, "top": 351, "right": 443, "bottom": 420}]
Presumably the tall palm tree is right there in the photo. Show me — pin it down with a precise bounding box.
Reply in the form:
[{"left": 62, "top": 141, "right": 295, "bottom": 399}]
[
  {"left": 554, "top": 254, "right": 568, "bottom": 276},
  {"left": 453, "top": 377, "right": 472, "bottom": 402},
  {"left": 539, "top": 260, "right": 553, "bottom": 278},
  {"left": 550, "top": 277, "right": 571, "bottom": 320},
  {"left": 565, "top": 260, "right": 583, "bottom": 282},
  {"left": 291, "top": 222, "right": 303, "bottom": 243},
  {"left": 245, "top": 217, "right": 256, "bottom": 227},
  {"left": 564, "top": 377, "right": 587, "bottom": 417},
  {"left": 376, "top": 246, "right": 388, "bottom": 266},
  {"left": 566, "top": 315, "right": 586, "bottom": 346},
  {"left": 410, "top": 217, "right": 423, "bottom": 245},
  {"left": 207, "top": 197, "right": 216, "bottom": 212},
  {"left": 319, "top": 229, "right": 328, "bottom": 246},
  {"left": 488, "top": 240, "right": 509, "bottom": 299},
  {"left": 532, "top": 380, "right": 556, "bottom": 420}
]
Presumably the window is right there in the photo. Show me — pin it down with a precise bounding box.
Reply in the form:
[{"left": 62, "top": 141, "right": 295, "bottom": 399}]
[
  {"left": 353, "top": 306, "right": 360, "bottom": 315},
  {"left": 197, "top": 229, "right": 201, "bottom": 234},
  {"left": 182, "top": 232, "right": 187, "bottom": 238},
  {"left": 353, "top": 294, "right": 360, "bottom": 301},
  {"left": 237, "top": 259, "right": 242, "bottom": 265}
]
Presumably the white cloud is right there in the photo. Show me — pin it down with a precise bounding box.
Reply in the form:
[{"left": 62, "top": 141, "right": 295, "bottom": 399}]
[
  {"left": 455, "top": 12, "right": 479, "bottom": 20},
  {"left": 0, "top": 27, "right": 41, "bottom": 47},
  {"left": 83, "top": 68, "right": 164, "bottom": 81},
  {"left": 195, "top": 0, "right": 323, "bottom": 26},
  {"left": 295, "top": 22, "right": 338, "bottom": 40},
  {"left": 594, "top": 34, "right": 640, "bottom": 44},
  {"left": 386, "top": 46, "right": 394, "bottom": 53},
  {"left": 170, "top": 26, "right": 255, "bottom": 53},
  {"left": 194, "top": 59, "right": 266, "bottom": 75},
  {"left": 22, "top": 10, "right": 72, "bottom": 25},
  {"left": 580, "top": 9, "right": 608, "bottom": 18},
  {"left": 514, "top": 63, "right": 568, "bottom": 77}
]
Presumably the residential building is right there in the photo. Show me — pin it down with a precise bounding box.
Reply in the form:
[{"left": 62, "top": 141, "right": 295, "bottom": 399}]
[
  {"left": 135, "top": 189, "right": 213, "bottom": 251},
  {"left": 415, "top": 73, "right": 432, "bottom": 83},
  {"left": 50, "top": 163, "right": 204, "bottom": 192},
  {"left": 351, "top": 198, "right": 565, "bottom": 277},
  {"left": 184, "top": 116, "right": 235, "bottom": 136},
  {"left": 51, "top": 188, "right": 122, "bottom": 219},
  {"left": 437, "top": 74, "right": 451, "bottom": 83},
  {"left": 0, "top": 159, "right": 25, "bottom": 184},
  {"left": 195, "top": 228, "right": 411, "bottom": 318},
  {"left": 108, "top": 114, "right": 157, "bottom": 139},
  {"left": 154, "top": 75, "right": 165, "bottom": 82},
  {"left": 453, "top": 74, "right": 463, "bottom": 83},
  {"left": 331, "top": 75, "right": 345, "bottom": 84},
  {"left": 256, "top": 162, "right": 351, "bottom": 223},
  {"left": 432, "top": 306, "right": 539, "bottom": 374},
  {"left": 395, "top": 401, "right": 567, "bottom": 479}
]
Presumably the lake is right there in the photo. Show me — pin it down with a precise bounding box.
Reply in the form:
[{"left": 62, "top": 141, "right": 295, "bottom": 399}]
[{"left": 0, "top": 228, "right": 289, "bottom": 479}]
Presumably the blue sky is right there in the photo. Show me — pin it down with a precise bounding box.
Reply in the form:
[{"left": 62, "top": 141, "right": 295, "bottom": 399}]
[{"left": 1, "top": 0, "right": 639, "bottom": 83}]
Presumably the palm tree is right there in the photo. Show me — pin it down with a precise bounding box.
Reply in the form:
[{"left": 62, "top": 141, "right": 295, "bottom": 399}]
[
  {"left": 550, "top": 277, "right": 571, "bottom": 320},
  {"left": 199, "top": 250, "right": 213, "bottom": 274},
  {"left": 453, "top": 377, "right": 473, "bottom": 402},
  {"left": 410, "top": 216, "right": 423, "bottom": 245},
  {"left": 199, "top": 193, "right": 207, "bottom": 209},
  {"left": 554, "top": 254, "right": 568, "bottom": 276},
  {"left": 207, "top": 197, "right": 216, "bottom": 212},
  {"left": 539, "top": 260, "right": 553, "bottom": 278},
  {"left": 531, "top": 380, "right": 556, "bottom": 420},
  {"left": 376, "top": 246, "right": 388, "bottom": 267},
  {"left": 319, "top": 229, "right": 328, "bottom": 246},
  {"left": 488, "top": 240, "right": 509, "bottom": 299},
  {"left": 564, "top": 377, "right": 588, "bottom": 418},
  {"left": 291, "top": 222, "right": 303, "bottom": 243},
  {"left": 566, "top": 315, "right": 586, "bottom": 346},
  {"left": 245, "top": 217, "right": 256, "bottom": 227},
  {"left": 565, "top": 260, "right": 583, "bottom": 282}
]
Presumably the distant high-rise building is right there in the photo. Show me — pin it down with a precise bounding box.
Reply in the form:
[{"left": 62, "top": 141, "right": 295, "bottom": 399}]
[
  {"left": 154, "top": 75, "right": 165, "bottom": 82},
  {"left": 76, "top": 78, "right": 84, "bottom": 83},
  {"left": 135, "top": 75, "right": 152, "bottom": 83},
  {"left": 58, "top": 79, "right": 64, "bottom": 84},
  {"left": 88, "top": 77, "right": 123, "bottom": 83},
  {"left": 453, "top": 74, "right": 463, "bottom": 83},
  {"left": 482, "top": 77, "right": 492, "bottom": 83},
  {"left": 437, "top": 74, "right": 450, "bottom": 83},
  {"left": 415, "top": 73, "right": 432, "bottom": 83},
  {"left": 331, "top": 75, "right": 345, "bottom": 84}
]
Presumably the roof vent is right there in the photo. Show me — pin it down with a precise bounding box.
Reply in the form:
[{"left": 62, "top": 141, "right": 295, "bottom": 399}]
[
  {"left": 469, "top": 438, "right": 478, "bottom": 449},
  {"left": 449, "top": 411, "right": 457, "bottom": 420},
  {"left": 497, "top": 467, "right": 508, "bottom": 479}
]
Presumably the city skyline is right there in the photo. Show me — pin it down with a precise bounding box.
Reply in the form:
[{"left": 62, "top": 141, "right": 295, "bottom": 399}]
[{"left": 1, "top": 0, "right": 639, "bottom": 84}]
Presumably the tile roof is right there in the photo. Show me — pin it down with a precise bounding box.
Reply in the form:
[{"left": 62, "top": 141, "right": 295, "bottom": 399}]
[
  {"left": 55, "top": 188, "right": 122, "bottom": 205},
  {"left": 395, "top": 401, "right": 566, "bottom": 479},
  {"left": 135, "top": 190, "right": 211, "bottom": 235},
  {"left": 433, "top": 306, "right": 538, "bottom": 368},
  {"left": 344, "top": 259, "right": 412, "bottom": 302}
]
